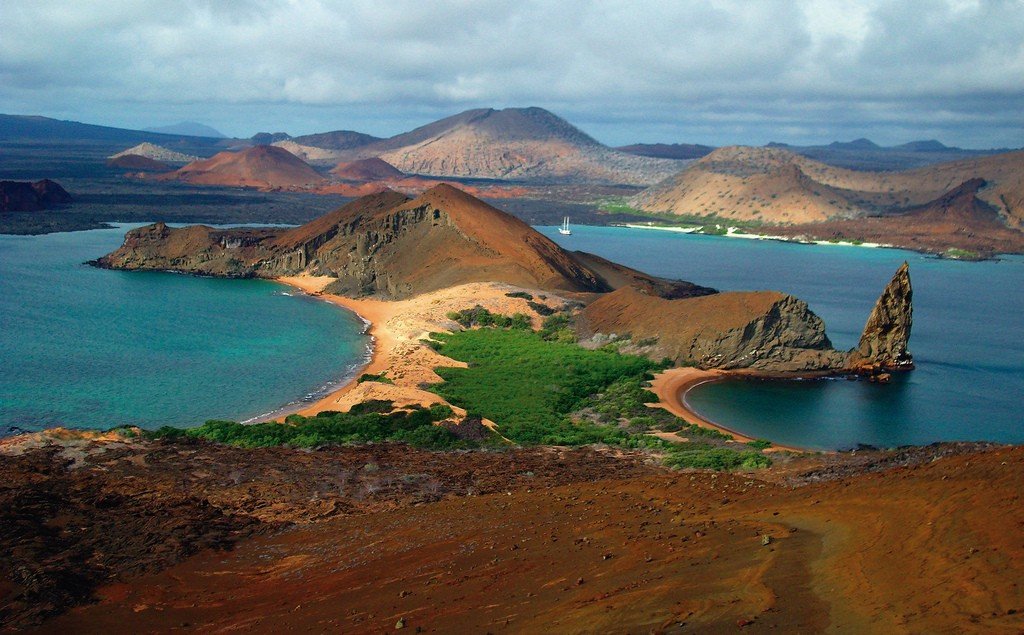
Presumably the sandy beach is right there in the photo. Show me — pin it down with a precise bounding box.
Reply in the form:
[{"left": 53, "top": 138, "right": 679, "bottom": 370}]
[
  {"left": 646, "top": 367, "right": 756, "bottom": 442},
  {"left": 274, "top": 276, "right": 569, "bottom": 421}
]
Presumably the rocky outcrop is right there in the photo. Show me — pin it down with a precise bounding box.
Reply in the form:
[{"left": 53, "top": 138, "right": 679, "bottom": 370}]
[
  {"left": 95, "top": 185, "right": 700, "bottom": 300},
  {"left": 847, "top": 262, "right": 914, "bottom": 372},
  {"left": 0, "top": 179, "right": 72, "bottom": 212},
  {"left": 578, "top": 286, "right": 846, "bottom": 372}
]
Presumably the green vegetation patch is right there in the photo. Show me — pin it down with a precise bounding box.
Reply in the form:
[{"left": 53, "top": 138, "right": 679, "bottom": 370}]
[
  {"left": 944, "top": 247, "right": 982, "bottom": 260},
  {"left": 427, "top": 327, "right": 656, "bottom": 445},
  {"left": 447, "top": 306, "right": 532, "bottom": 330},
  {"left": 146, "top": 401, "right": 480, "bottom": 450},
  {"left": 357, "top": 372, "right": 394, "bottom": 384},
  {"left": 664, "top": 446, "right": 772, "bottom": 470},
  {"left": 425, "top": 316, "right": 774, "bottom": 469}
]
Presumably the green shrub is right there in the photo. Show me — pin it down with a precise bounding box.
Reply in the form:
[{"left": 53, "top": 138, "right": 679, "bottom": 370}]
[
  {"left": 357, "top": 372, "right": 394, "bottom": 384},
  {"left": 747, "top": 439, "right": 773, "bottom": 450},
  {"left": 505, "top": 291, "right": 533, "bottom": 300},
  {"left": 664, "top": 446, "right": 772, "bottom": 471},
  {"left": 527, "top": 300, "right": 556, "bottom": 316},
  {"left": 447, "top": 306, "right": 532, "bottom": 330},
  {"left": 144, "top": 401, "right": 489, "bottom": 450},
  {"left": 427, "top": 327, "right": 658, "bottom": 445}
]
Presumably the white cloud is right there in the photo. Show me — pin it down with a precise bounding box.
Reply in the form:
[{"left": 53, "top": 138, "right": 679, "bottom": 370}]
[{"left": 0, "top": 0, "right": 1021, "bottom": 146}]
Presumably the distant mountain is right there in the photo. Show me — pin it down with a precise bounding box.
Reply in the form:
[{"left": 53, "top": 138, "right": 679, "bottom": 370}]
[
  {"left": 767, "top": 138, "right": 1014, "bottom": 171},
  {"left": 270, "top": 140, "right": 347, "bottom": 164},
  {"left": 326, "top": 107, "right": 682, "bottom": 185},
  {"left": 773, "top": 178, "right": 1024, "bottom": 258},
  {"left": 615, "top": 143, "right": 715, "bottom": 160},
  {"left": 144, "top": 121, "right": 226, "bottom": 138},
  {"left": 291, "top": 130, "right": 381, "bottom": 150},
  {"left": 893, "top": 140, "right": 950, "bottom": 152},
  {"left": 0, "top": 114, "right": 219, "bottom": 146},
  {"left": 251, "top": 132, "right": 292, "bottom": 145},
  {"left": 168, "top": 145, "right": 325, "bottom": 189},
  {"left": 630, "top": 145, "right": 1024, "bottom": 251},
  {"left": 828, "top": 138, "right": 880, "bottom": 150}
]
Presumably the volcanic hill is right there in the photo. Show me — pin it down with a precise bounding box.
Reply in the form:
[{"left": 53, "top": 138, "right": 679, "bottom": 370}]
[
  {"left": 331, "top": 157, "right": 405, "bottom": 181},
  {"left": 106, "top": 154, "right": 171, "bottom": 172},
  {"left": 631, "top": 146, "right": 1024, "bottom": 253},
  {"left": 0, "top": 179, "right": 72, "bottom": 212},
  {"left": 96, "top": 184, "right": 711, "bottom": 300},
  {"left": 109, "top": 142, "right": 198, "bottom": 164},
  {"left": 773, "top": 178, "right": 1024, "bottom": 257},
  {"left": 166, "top": 145, "right": 326, "bottom": 189},
  {"left": 325, "top": 107, "right": 681, "bottom": 185}
]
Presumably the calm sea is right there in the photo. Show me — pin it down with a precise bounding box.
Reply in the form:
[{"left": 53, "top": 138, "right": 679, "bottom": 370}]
[
  {"left": 541, "top": 225, "right": 1024, "bottom": 450},
  {"left": 0, "top": 225, "right": 369, "bottom": 433}
]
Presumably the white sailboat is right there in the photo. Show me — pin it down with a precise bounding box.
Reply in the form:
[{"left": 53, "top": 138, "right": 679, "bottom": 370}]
[{"left": 558, "top": 216, "right": 572, "bottom": 235}]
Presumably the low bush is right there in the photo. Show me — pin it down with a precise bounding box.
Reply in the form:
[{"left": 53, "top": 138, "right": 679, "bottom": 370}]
[
  {"left": 357, "top": 372, "right": 393, "bottom": 384},
  {"left": 145, "top": 401, "right": 479, "bottom": 450},
  {"left": 664, "top": 446, "right": 772, "bottom": 470}
]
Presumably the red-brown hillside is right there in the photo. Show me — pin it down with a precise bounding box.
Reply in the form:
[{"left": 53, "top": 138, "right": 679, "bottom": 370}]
[
  {"left": 96, "top": 184, "right": 709, "bottom": 300},
  {"left": 168, "top": 145, "right": 325, "bottom": 189},
  {"left": 106, "top": 154, "right": 170, "bottom": 171},
  {"left": 330, "top": 157, "right": 405, "bottom": 181}
]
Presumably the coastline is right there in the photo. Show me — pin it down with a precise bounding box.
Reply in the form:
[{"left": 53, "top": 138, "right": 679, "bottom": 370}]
[
  {"left": 649, "top": 367, "right": 810, "bottom": 453},
  {"left": 617, "top": 222, "right": 891, "bottom": 249},
  {"left": 270, "top": 276, "right": 411, "bottom": 420}
]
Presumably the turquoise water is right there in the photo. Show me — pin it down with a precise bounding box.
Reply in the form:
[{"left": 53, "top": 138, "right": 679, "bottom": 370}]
[
  {"left": 0, "top": 225, "right": 370, "bottom": 433},
  {"left": 540, "top": 226, "right": 1024, "bottom": 450}
]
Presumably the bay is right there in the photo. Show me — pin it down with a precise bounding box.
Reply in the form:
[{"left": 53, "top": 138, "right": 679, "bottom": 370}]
[
  {"left": 0, "top": 225, "right": 369, "bottom": 432},
  {"left": 541, "top": 226, "right": 1024, "bottom": 450}
]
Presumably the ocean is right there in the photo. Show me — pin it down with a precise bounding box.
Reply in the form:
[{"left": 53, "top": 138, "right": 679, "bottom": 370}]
[
  {"left": 0, "top": 225, "right": 369, "bottom": 433},
  {"left": 541, "top": 225, "right": 1024, "bottom": 450}
]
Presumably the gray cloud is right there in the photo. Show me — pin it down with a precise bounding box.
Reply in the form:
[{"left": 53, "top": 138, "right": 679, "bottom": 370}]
[{"left": 0, "top": 0, "right": 1021, "bottom": 147}]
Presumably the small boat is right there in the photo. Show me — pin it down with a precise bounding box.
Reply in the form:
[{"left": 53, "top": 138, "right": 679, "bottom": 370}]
[{"left": 558, "top": 216, "right": 572, "bottom": 235}]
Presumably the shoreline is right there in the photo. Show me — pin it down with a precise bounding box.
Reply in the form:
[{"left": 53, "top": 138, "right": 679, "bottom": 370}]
[
  {"left": 616, "top": 222, "right": 891, "bottom": 249},
  {"left": 268, "top": 276, "right": 396, "bottom": 420},
  {"left": 648, "top": 367, "right": 811, "bottom": 453}
]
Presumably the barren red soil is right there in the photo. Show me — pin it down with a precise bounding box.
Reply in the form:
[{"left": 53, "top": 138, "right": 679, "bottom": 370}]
[{"left": 6, "top": 439, "right": 1019, "bottom": 633}]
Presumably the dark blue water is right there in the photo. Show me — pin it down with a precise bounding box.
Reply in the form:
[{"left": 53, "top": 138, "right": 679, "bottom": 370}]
[
  {"left": 540, "top": 226, "right": 1024, "bottom": 450},
  {"left": 0, "top": 225, "right": 370, "bottom": 432}
]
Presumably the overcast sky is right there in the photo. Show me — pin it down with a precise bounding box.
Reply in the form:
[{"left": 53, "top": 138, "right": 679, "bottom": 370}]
[{"left": 1, "top": 0, "right": 1022, "bottom": 147}]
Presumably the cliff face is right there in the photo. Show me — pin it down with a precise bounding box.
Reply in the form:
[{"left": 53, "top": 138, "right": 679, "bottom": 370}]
[
  {"left": 847, "top": 262, "right": 914, "bottom": 371},
  {"left": 96, "top": 185, "right": 698, "bottom": 300},
  {"left": 578, "top": 286, "right": 846, "bottom": 372}
]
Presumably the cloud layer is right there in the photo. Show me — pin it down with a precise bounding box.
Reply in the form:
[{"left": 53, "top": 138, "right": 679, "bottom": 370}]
[{"left": 1, "top": 0, "right": 1022, "bottom": 146}]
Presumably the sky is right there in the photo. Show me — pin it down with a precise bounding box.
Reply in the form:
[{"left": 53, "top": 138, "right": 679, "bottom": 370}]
[{"left": 1, "top": 0, "right": 1022, "bottom": 148}]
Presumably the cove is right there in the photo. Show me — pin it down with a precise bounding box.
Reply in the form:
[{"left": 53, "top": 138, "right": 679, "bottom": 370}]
[{"left": 0, "top": 225, "right": 370, "bottom": 433}]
